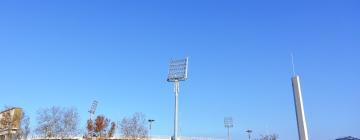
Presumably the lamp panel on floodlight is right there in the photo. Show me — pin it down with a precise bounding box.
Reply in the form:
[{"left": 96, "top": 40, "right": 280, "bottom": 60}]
[
  {"left": 224, "top": 117, "right": 233, "bottom": 128},
  {"left": 89, "top": 100, "right": 98, "bottom": 114},
  {"left": 167, "top": 58, "right": 188, "bottom": 82}
]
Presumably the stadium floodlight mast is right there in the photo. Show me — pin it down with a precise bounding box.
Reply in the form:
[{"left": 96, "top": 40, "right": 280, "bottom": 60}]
[
  {"left": 167, "top": 57, "right": 189, "bottom": 140},
  {"left": 224, "top": 117, "right": 233, "bottom": 140},
  {"left": 88, "top": 100, "right": 98, "bottom": 137},
  {"left": 88, "top": 100, "right": 98, "bottom": 120}
]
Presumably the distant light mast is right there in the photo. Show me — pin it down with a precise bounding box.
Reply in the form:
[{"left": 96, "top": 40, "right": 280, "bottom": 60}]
[
  {"left": 224, "top": 117, "right": 233, "bottom": 140},
  {"left": 291, "top": 54, "right": 309, "bottom": 140}
]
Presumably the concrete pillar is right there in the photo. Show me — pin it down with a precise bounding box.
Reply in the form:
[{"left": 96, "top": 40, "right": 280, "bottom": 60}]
[{"left": 291, "top": 76, "right": 309, "bottom": 140}]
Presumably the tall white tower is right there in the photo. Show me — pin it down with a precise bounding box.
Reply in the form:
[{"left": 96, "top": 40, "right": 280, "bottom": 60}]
[{"left": 291, "top": 75, "right": 309, "bottom": 140}]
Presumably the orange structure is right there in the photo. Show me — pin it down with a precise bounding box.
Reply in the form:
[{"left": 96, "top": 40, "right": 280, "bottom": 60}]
[{"left": 0, "top": 107, "right": 22, "bottom": 140}]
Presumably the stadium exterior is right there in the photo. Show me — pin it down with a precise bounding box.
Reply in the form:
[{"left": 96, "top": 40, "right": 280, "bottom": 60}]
[{"left": 0, "top": 108, "right": 22, "bottom": 140}]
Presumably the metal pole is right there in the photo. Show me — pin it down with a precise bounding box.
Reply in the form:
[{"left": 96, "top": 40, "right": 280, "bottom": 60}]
[
  {"left": 149, "top": 123, "right": 151, "bottom": 140},
  {"left": 227, "top": 127, "right": 230, "bottom": 140},
  {"left": 174, "top": 80, "right": 179, "bottom": 140},
  {"left": 246, "top": 130, "right": 252, "bottom": 140},
  {"left": 148, "top": 119, "right": 155, "bottom": 140}
]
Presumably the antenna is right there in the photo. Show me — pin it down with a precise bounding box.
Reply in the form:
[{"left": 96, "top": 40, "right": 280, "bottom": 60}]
[{"left": 291, "top": 53, "right": 296, "bottom": 76}]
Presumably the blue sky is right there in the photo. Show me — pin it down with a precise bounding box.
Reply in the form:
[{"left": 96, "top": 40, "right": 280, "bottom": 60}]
[{"left": 0, "top": 0, "right": 359, "bottom": 140}]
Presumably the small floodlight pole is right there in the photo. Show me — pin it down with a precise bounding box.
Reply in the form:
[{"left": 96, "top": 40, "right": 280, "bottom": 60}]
[
  {"left": 246, "top": 130, "right": 252, "bottom": 140},
  {"left": 167, "top": 57, "right": 188, "bottom": 140},
  {"left": 224, "top": 117, "right": 233, "bottom": 140},
  {"left": 148, "top": 119, "right": 155, "bottom": 139}
]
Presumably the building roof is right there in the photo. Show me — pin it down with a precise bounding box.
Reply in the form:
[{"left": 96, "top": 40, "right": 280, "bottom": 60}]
[{"left": 336, "top": 136, "right": 360, "bottom": 140}]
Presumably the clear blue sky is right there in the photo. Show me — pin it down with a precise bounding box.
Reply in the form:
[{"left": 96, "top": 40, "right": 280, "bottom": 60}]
[{"left": 0, "top": 0, "right": 359, "bottom": 140}]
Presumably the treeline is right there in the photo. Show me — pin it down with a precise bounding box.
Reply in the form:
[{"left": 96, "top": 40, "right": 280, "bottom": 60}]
[
  {"left": 2, "top": 105, "right": 282, "bottom": 140},
  {"left": 1, "top": 106, "right": 148, "bottom": 140}
]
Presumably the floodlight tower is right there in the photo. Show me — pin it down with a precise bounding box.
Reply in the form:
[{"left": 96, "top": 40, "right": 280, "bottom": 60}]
[
  {"left": 291, "top": 54, "right": 309, "bottom": 140},
  {"left": 88, "top": 100, "right": 98, "bottom": 120},
  {"left": 167, "top": 57, "right": 189, "bottom": 140},
  {"left": 224, "top": 117, "right": 233, "bottom": 140}
]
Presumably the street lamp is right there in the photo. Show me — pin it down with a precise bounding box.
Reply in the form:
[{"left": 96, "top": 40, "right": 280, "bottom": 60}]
[
  {"left": 167, "top": 57, "right": 189, "bottom": 140},
  {"left": 224, "top": 117, "right": 233, "bottom": 140},
  {"left": 246, "top": 130, "right": 252, "bottom": 140},
  {"left": 148, "top": 119, "right": 155, "bottom": 139}
]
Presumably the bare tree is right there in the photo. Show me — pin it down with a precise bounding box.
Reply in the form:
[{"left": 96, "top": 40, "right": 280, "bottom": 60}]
[
  {"left": 35, "top": 106, "right": 62, "bottom": 137},
  {"left": 86, "top": 115, "right": 115, "bottom": 139},
  {"left": 86, "top": 119, "right": 94, "bottom": 137},
  {"left": 15, "top": 111, "right": 31, "bottom": 140},
  {"left": 35, "top": 106, "right": 79, "bottom": 138},
  {"left": 107, "top": 122, "right": 116, "bottom": 138},
  {"left": 120, "top": 112, "right": 148, "bottom": 139},
  {"left": 61, "top": 107, "right": 79, "bottom": 137},
  {"left": 94, "top": 115, "right": 110, "bottom": 137}
]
